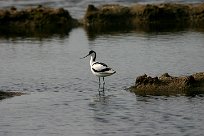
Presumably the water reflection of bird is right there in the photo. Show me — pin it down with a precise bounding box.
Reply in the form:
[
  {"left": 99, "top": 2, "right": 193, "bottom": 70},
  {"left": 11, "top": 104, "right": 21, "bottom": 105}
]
[{"left": 81, "top": 50, "right": 116, "bottom": 94}]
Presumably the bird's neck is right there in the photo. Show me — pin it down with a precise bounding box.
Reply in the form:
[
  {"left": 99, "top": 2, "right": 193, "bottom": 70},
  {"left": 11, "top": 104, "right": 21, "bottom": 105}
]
[
  {"left": 90, "top": 56, "right": 94, "bottom": 66},
  {"left": 90, "top": 54, "right": 96, "bottom": 66}
]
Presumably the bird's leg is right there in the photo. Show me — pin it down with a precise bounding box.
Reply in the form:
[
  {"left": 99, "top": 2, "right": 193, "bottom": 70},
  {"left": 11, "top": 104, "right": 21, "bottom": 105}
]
[
  {"left": 102, "top": 84, "right": 105, "bottom": 95},
  {"left": 102, "top": 77, "right": 105, "bottom": 85},
  {"left": 98, "top": 77, "right": 102, "bottom": 96},
  {"left": 98, "top": 88, "right": 101, "bottom": 96},
  {"left": 98, "top": 77, "right": 101, "bottom": 88},
  {"left": 102, "top": 77, "right": 105, "bottom": 94}
]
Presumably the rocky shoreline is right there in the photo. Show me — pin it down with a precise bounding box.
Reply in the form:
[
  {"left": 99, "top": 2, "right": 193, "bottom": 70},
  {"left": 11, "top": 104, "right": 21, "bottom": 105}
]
[
  {"left": 0, "top": 3, "right": 204, "bottom": 37},
  {"left": 130, "top": 72, "right": 204, "bottom": 96},
  {"left": 0, "top": 5, "right": 79, "bottom": 37},
  {"left": 83, "top": 3, "right": 204, "bottom": 29}
]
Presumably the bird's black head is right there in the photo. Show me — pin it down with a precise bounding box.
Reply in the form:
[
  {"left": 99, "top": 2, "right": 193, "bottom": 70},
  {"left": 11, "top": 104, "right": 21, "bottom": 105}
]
[
  {"left": 81, "top": 50, "right": 96, "bottom": 59},
  {"left": 89, "top": 50, "right": 96, "bottom": 55},
  {"left": 88, "top": 50, "right": 96, "bottom": 61}
]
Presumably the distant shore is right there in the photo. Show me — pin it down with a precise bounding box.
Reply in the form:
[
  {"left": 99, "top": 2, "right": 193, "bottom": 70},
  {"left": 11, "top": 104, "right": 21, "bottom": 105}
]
[
  {"left": 0, "top": 5, "right": 79, "bottom": 37},
  {"left": 0, "top": 3, "right": 204, "bottom": 37},
  {"left": 83, "top": 3, "right": 204, "bottom": 29}
]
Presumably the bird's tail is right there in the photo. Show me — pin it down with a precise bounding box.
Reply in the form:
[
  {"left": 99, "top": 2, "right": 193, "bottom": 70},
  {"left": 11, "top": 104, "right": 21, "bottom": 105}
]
[{"left": 110, "top": 69, "right": 116, "bottom": 74}]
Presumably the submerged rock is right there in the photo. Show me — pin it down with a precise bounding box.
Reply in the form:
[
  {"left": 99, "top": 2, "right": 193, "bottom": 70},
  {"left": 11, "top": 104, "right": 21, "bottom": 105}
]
[
  {"left": 0, "top": 91, "right": 24, "bottom": 100},
  {"left": 130, "top": 72, "right": 204, "bottom": 96}
]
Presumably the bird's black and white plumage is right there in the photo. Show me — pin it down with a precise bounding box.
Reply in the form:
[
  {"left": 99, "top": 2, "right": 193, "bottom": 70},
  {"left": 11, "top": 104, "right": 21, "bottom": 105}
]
[{"left": 82, "top": 50, "right": 116, "bottom": 84}]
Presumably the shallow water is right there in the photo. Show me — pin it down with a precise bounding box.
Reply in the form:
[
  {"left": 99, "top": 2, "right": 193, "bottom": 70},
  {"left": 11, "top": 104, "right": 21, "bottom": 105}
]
[
  {"left": 1, "top": 0, "right": 204, "bottom": 136},
  {"left": 1, "top": 27, "right": 204, "bottom": 136}
]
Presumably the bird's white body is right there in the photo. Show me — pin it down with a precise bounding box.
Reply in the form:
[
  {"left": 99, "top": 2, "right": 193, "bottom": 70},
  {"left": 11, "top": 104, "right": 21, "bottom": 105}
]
[
  {"left": 82, "top": 50, "right": 116, "bottom": 79},
  {"left": 90, "top": 55, "right": 116, "bottom": 77}
]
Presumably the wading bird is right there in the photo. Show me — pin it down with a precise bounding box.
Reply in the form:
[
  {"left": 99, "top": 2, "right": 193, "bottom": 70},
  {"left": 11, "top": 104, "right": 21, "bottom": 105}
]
[{"left": 81, "top": 50, "right": 116, "bottom": 94}]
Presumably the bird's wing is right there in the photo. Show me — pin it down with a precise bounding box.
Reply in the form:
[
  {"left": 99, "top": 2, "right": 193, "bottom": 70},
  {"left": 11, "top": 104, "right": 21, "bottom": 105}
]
[{"left": 92, "top": 62, "right": 111, "bottom": 72}]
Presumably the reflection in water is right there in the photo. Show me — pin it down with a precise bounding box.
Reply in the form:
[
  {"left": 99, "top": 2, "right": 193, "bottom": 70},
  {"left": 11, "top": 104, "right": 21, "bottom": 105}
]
[
  {"left": 98, "top": 81, "right": 105, "bottom": 96},
  {"left": 0, "top": 25, "right": 72, "bottom": 39},
  {"left": 85, "top": 23, "right": 191, "bottom": 41},
  {"left": 89, "top": 94, "right": 113, "bottom": 135}
]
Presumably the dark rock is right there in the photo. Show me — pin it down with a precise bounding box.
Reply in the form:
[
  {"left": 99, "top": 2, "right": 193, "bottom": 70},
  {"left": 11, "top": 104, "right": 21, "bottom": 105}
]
[
  {"left": 84, "top": 4, "right": 131, "bottom": 27},
  {"left": 83, "top": 3, "right": 204, "bottom": 32},
  {"left": 136, "top": 74, "right": 159, "bottom": 86},
  {"left": 142, "top": 4, "right": 190, "bottom": 22},
  {"left": 0, "top": 6, "right": 80, "bottom": 37},
  {"left": 0, "top": 91, "right": 25, "bottom": 100},
  {"left": 87, "top": 4, "right": 99, "bottom": 12},
  {"left": 130, "top": 72, "right": 204, "bottom": 96}
]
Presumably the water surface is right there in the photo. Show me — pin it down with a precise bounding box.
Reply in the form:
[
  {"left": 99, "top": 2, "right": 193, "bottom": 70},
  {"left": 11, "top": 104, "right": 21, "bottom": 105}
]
[
  {"left": 0, "top": 27, "right": 204, "bottom": 136},
  {"left": 0, "top": 0, "right": 204, "bottom": 136}
]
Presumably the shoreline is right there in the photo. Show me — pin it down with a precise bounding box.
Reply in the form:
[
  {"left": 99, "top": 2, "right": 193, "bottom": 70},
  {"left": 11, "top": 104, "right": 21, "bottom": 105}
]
[{"left": 0, "top": 3, "right": 204, "bottom": 37}]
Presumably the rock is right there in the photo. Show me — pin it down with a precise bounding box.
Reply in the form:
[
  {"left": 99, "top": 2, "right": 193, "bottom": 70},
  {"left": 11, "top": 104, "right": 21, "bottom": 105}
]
[
  {"left": 1, "top": 3, "right": 204, "bottom": 37},
  {"left": 0, "top": 91, "right": 25, "bottom": 100},
  {"left": 0, "top": 6, "right": 79, "bottom": 26},
  {"left": 83, "top": 3, "right": 204, "bottom": 32},
  {"left": 0, "top": 6, "right": 80, "bottom": 37},
  {"left": 136, "top": 74, "right": 159, "bottom": 86},
  {"left": 141, "top": 3, "right": 190, "bottom": 22},
  {"left": 84, "top": 4, "right": 131, "bottom": 27},
  {"left": 193, "top": 72, "right": 204, "bottom": 81},
  {"left": 130, "top": 72, "right": 204, "bottom": 96}
]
